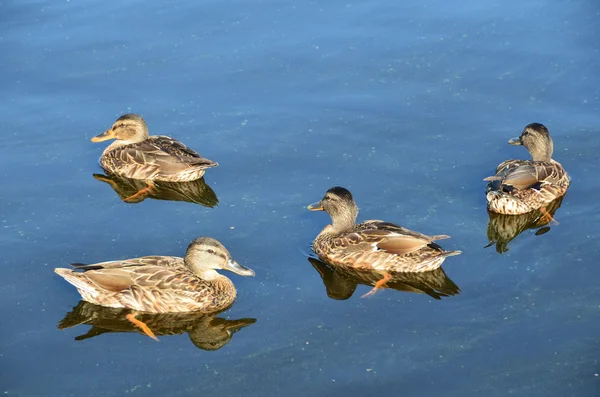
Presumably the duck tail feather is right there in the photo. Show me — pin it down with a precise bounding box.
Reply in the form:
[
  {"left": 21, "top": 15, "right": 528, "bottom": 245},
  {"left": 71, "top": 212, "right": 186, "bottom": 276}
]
[{"left": 483, "top": 176, "right": 503, "bottom": 182}]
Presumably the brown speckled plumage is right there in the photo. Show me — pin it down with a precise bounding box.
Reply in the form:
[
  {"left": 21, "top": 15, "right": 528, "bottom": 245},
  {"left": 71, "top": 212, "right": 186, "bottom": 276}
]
[
  {"left": 92, "top": 114, "right": 218, "bottom": 182},
  {"left": 307, "top": 187, "right": 461, "bottom": 273},
  {"left": 55, "top": 237, "right": 254, "bottom": 313},
  {"left": 485, "top": 123, "right": 570, "bottom": 214}
]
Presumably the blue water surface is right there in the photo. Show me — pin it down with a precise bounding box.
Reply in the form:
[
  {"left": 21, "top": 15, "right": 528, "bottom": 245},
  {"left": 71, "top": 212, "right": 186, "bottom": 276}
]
[{"left": 1, "top": 0, "right": 600, "bottom": 396}]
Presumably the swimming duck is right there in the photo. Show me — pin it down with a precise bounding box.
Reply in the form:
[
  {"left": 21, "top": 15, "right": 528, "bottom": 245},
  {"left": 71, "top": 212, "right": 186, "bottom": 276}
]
[
  {"left": 484, "top": 123, "right": 570, "bottom": 215},
  {"left": 55, "top": 237, "right": 254, "bottom": 314},
  {"left": 91, "top": 114, "right": 218, "bottom": 183},
  {"left": 307, "top": 187, "right": 461, "bottom": 278}
]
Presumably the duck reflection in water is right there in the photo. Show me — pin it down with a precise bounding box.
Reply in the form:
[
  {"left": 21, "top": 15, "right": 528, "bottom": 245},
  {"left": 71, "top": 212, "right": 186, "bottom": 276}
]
[
  {"left": 308, "top": 256, "right": 460, "bottom": 300},
  {"left": 58, "top": 301, "right": 256, "bottom": 351},
  {"left": 485, "top": 196, "right": 564, "bottom": 254},
  {"left": 93, "top": 172, "right": 218, "bottom": 207}
]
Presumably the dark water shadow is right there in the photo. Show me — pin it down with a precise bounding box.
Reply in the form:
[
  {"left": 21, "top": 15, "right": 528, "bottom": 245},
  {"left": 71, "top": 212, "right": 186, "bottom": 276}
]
[
  {"left": 58, "top": 301, "right": 255, "bottom": 351},
  {"left": 93, "top": 173, "right": 219, "bottom": 207},
  {"left": 485, "top": 196, "right": 564, "bottom": 254},
  {"left": 308, "top": 257, "right": 460, "bottom": 300}
]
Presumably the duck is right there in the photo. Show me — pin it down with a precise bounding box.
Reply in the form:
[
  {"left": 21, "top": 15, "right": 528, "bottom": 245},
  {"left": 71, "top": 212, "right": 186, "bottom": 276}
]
[
  {"left": 55, "top": 237, "right": 254, "bottom": 340},
  {"left": 91, "top": 114, "right": 218, "bottom": 183},
  {"left": 55, "top": 237, "right": 254, "bottom": 314},
  {"left": 307, "top": 187, "right": 461, "bottom": 279},
  {"left": 484, "top": 123, "right": 570, "bottom": 215}
]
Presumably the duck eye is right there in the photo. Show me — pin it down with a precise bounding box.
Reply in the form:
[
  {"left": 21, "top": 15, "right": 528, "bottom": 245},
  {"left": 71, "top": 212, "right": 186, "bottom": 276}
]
[{"left": 207, "top": 249, "right": 216, "bottom": 255}]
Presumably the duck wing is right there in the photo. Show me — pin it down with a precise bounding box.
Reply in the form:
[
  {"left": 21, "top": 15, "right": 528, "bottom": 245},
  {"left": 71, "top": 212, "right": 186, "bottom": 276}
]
[
  {"left": 72, "top": 256, "right": 182, "bottom": 271},
  {"left": 106, "top": 136, "right": 218, "bottom": 179},
  {"left": 359, "top": 220, "right": 450, "bottom": 242},
  {"left": 70, "top": 256, "right": 186, "bottom": 293},
  {"left": 130, "top": 137, "right": 217, "bottom": 166},
  {"left": 484, "top": 161, "right": 562, "bottom": 190},
  {"left": 341, "top": 221, "right": 450, "bottom": 256}
]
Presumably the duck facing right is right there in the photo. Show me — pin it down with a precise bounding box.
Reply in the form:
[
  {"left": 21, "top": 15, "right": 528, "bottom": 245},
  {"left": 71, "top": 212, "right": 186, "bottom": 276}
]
[
  {"left": 484, "top": 123, "right": 570, "bottom": 215},
  {"left": 54, "top": 237, "right": 254, "bottom": 340}
]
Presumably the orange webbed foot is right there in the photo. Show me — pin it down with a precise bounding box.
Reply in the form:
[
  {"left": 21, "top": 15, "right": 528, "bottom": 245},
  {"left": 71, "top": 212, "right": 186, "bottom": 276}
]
[
  {"left": 361, "top": 272, "right": 392, "bottom": 298},
  {"left": 123, "top": 181, "right": 155, "bottom": 203},
  {"left": 539, "top": 206, "right": 559, "bottom": 225},
  {"left": 126, "top": 313, "right": 159, "bottom": 341}
]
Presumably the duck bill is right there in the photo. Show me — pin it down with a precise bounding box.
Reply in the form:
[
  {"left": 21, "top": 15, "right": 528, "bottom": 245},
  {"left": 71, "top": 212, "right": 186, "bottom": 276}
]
[
  {"left": 224, "top": 259, "right": 255, "bottom": 277},
  {"left": 307, "top": 201, "right": 324, "bottom": 211},
  {"left": 91, "top": 130, "right": 115, "bottom": 142},
  {"left": 224, "top": 318, "right": 257, "bottom": 331},
  {"left": 508, "top": 137, "right": 522, "bottom": 145}
]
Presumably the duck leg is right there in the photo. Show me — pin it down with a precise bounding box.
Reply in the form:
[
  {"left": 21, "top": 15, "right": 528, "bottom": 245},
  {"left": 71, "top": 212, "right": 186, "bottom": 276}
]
[
  {"left": 126, "top": 313, "right": 159, "bottom": 341},
  {"left": 538, "top": 206, "right": 559, "bottom": 226},
  {"left": 361, "top": 272, "right": 392, "bottom": 298},
  {"left": 123, "top": 181, "right": 155, "bottom": 203}
]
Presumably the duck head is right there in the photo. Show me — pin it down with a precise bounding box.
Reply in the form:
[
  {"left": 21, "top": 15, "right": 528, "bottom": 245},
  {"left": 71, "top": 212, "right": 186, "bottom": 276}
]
[
  {"left": 184, "top": 237, "right": 255, "bottom": 279},
  {"left": 509, "top": 123, "right": 554, "bottom": 162},
  {"left": 92, "top": 113, "right": 149, "bottom": 144},
  {"left": 308, "top": 186, "right": 358, "bottom": 232}
]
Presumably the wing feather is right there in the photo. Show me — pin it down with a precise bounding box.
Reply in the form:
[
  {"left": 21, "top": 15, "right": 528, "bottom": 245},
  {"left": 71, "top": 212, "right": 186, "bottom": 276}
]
[
  {"left": 103, "top": 136, "right": 217, "bottom": 180},
  {"left": 358, "top": 221, "right": 445, "bottom": 242},
  {"left": 84, "top": 270, "right": 135, "bottom": 292},
  {"left": 486, "top": 160, "right": 564, "bottom": 191},
  {"left": 328, "top": 227, "right": 441, "bottom": 257}
]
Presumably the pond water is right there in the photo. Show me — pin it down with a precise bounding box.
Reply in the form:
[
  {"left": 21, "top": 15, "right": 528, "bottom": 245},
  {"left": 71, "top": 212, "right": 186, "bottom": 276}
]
[{"left": 1, "top": 0, "right": 600, "bottom": 396}]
